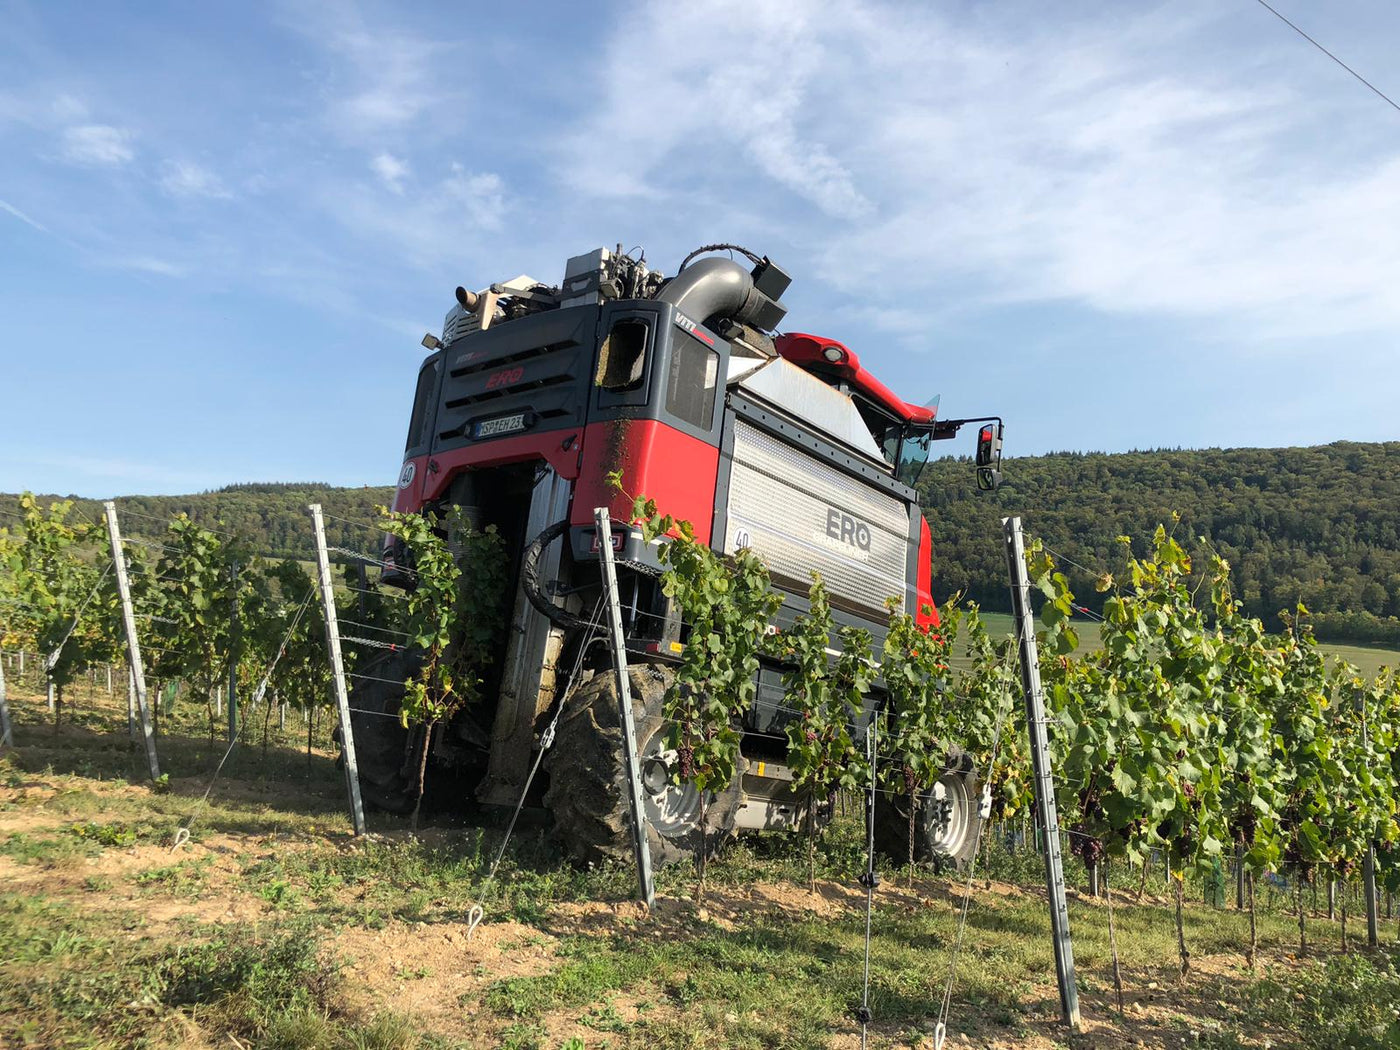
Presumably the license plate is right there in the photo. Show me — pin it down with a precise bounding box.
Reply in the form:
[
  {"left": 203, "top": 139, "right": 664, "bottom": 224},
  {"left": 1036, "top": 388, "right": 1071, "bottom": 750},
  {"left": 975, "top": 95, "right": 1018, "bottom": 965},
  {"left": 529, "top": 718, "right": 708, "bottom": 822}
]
[{"left": 474, "top": 413, "right": 527, "bottom": 438}]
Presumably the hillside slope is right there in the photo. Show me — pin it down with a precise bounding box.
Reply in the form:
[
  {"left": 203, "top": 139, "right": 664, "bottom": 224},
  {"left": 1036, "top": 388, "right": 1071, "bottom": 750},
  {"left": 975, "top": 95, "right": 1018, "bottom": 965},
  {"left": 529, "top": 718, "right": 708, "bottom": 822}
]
[
  {"left": 1, "top": 483, "right": 396, "bottom": 564},
  {"left": 920, "top": 440, "right": 1400, "bottom": 641},
  {"left": 7, "top": 440, "right": 1400, "bottom": 642}
]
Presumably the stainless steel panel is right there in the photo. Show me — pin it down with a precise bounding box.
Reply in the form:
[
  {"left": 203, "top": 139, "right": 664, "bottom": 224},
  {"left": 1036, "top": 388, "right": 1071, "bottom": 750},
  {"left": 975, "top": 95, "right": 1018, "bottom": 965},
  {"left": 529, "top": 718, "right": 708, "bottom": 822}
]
[{"left": 723, "top": 420, "right": 908, "bottom": 613}]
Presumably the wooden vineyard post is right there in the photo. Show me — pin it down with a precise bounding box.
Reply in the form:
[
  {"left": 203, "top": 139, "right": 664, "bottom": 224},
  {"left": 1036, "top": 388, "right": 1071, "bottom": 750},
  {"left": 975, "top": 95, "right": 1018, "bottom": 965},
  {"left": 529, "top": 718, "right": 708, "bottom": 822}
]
[
  {"left": 1004, "top": 515, "right": 1080, "bottom": 1029},
  {"left": 594, "top": 507, "right": 655, "bottom": 908},
  {"left": 309, "top": 504, "right": 366, "bottom": 837},
  {"left": 104, "top": 502, "right": 161, "bottom": 781}
]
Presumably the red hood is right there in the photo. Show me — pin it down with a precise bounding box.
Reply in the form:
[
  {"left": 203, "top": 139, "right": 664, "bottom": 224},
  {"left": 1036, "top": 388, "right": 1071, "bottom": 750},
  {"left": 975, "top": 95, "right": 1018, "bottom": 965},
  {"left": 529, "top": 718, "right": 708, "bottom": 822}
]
[{"left": 775, "top": 333, "right": 935, "bottom": 424}]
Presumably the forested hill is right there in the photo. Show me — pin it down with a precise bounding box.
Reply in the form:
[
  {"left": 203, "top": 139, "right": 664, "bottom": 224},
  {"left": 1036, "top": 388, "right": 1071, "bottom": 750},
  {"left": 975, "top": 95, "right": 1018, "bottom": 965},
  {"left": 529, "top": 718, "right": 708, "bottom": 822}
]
[
  {"left": 6, "top": 440, "right": 1400, "bottom": 643},
  {"left": 919, "top": 441, "right": 1400, "bottom": 644},
  {"left": 0, "top": 483, "right": 398, "bottom": 564}
]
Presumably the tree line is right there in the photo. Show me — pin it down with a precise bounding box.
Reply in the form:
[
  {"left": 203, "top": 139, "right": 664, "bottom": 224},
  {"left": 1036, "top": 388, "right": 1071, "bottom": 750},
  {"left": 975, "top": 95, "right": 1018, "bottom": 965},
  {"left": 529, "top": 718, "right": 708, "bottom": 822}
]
[
  {"left": 920, "top": 440, "right": 1400, "bottom": 645},
  {"left": 6, "top": 439, "right": 1400, "bottom": 650}
]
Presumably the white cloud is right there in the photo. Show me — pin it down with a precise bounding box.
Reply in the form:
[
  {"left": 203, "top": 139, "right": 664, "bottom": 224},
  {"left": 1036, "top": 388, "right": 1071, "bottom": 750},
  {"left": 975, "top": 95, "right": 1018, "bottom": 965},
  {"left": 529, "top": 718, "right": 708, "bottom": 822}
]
[
  {"left": 113, "top": 255, "right": 184, "bottom": 277},
  {"left": 281, "top": 6, "right": 451, "bottom": 138},
  {"left": 370, "top": 152, "right": 408, "bottom": 193},
  {"left": 564, "top": 0, "right": 870, "bottom": 220},
  {"left": 322, "top": 164, "right": 506, "bottom": 261},
  {"left": 159, "top": 160, "right": 232, "bottom": 199},
  {"left": 562, "top": 0, "right": 1400, "bottom": 342},
  {"left": 0, "top": 197, "right": 46, "bottom": 232},
  {"left": 60, "top": 124, "right": 134, "bottom": 165}
]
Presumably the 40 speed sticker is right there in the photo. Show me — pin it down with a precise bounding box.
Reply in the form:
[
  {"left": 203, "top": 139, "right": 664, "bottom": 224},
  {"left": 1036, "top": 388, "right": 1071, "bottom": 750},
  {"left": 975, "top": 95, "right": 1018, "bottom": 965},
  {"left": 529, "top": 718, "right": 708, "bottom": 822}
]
[{"left": 397, "top": 461, "right": 416, "bottom": 489}]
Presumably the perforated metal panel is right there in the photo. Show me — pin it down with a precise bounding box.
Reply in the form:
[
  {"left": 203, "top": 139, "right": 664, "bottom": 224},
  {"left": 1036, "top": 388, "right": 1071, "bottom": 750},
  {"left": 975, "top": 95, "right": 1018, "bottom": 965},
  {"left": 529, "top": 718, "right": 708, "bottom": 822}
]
[{"left": 723, "top": 420, "right": 908, "bottom": 612}]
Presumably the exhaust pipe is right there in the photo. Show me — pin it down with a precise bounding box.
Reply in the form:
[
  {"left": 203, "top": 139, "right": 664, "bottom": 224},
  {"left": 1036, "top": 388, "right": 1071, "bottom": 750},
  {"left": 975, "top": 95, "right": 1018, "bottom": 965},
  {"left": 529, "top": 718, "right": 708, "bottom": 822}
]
[{"left": 655, "top": 258, "right": 787, "bottom": 331}]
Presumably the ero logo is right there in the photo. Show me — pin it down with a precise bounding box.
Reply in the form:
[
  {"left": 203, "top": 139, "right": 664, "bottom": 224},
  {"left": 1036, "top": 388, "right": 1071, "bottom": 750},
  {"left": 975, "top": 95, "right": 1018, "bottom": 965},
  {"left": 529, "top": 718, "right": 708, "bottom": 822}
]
[{"left": 825, "top": 508, "right": 872, "bottom": 552}]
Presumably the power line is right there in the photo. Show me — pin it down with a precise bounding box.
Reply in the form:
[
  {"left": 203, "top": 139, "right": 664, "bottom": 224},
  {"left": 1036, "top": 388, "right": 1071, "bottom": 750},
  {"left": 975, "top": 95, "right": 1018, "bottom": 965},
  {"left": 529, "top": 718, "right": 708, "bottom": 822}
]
[{"left": 1252, "top": 0, "right": 1400, "bottom": 116}]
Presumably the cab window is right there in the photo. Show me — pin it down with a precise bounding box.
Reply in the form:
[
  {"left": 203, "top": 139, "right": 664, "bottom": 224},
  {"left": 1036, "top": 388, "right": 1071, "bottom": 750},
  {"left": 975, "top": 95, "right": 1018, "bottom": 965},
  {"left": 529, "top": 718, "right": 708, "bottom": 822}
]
[
  {"left": 405, "top": 358, "right": 440, "bottom": 452},
  {"left": 665, "top": 332, "right": 720, "bottom": 429}
]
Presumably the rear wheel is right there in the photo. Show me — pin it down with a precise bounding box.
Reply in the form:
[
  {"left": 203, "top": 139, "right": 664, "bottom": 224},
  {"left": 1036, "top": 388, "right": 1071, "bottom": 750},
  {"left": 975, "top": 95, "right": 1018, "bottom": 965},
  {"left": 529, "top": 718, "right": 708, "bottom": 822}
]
[
  {"left": 543, "top": 665, "right": 744, "bottom": 867},
  {"left": 338, "top": 650, "right": 421, "bottom": 815},
  {"left": 874, "top": 748, "right": 982, "bottom": 872}
]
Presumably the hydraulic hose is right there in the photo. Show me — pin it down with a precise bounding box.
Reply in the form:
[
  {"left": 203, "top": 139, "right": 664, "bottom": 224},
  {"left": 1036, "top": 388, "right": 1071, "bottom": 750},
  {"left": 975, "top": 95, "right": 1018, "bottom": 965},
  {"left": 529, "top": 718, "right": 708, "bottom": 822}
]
[{"left": 521, "top": 520, "right": 596, "bottom": 632}]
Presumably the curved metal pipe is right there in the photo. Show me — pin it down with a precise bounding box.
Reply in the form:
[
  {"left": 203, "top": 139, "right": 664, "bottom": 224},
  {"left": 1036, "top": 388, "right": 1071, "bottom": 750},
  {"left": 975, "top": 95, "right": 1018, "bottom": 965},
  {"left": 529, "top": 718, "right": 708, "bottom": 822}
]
[{"left": 655, "top": 257, "right": 771, "bottom": 328}]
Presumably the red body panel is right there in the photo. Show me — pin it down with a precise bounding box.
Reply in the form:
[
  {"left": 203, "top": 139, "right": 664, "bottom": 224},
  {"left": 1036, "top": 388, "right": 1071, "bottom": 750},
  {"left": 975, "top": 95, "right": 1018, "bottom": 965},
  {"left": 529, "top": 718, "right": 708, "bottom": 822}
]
[
  {"left": 776, "top": 333, "right": 936, "bottom": 424},
  {"left": 393, "top": 428, "right": 585, "bottom": 514},
  {"left": 390, "top": 455, "right": 430, "bottom": 514},
  {"left": 571, "top": 419, "right": 719, "bottom": 545},
  {"left": 915, "top": 516, "right": 939, "bottom": 629}
]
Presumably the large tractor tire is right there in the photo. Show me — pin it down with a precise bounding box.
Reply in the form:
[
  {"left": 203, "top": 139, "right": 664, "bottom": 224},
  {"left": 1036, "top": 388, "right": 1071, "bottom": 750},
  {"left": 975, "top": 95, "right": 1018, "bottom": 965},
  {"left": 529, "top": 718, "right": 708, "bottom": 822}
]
[
  {"left": 543, "top": 665, "right": 744, "bottom": 868},
  {"left": 337, "top": 650, "right": 422, "bottom": 816},
  {"left": 873, "top": 747, "right": 983, "bottom": 872}
]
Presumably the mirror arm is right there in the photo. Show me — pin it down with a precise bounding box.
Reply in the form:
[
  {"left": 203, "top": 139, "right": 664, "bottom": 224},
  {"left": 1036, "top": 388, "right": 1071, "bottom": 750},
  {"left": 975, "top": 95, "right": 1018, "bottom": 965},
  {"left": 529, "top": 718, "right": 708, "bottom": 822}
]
[{"left": 929, "top": 414, "right": 1003, "bottom": 441}]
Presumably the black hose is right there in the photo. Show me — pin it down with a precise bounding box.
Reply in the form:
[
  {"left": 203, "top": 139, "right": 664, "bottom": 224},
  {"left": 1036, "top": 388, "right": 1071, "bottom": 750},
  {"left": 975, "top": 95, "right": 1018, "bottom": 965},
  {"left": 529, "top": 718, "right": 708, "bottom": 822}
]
[
  {"left": 676, "top": 242, "right": 764, "bottom": 272},
  {"left": 521, "top": 520, "right": 596, "bottom": 632}
]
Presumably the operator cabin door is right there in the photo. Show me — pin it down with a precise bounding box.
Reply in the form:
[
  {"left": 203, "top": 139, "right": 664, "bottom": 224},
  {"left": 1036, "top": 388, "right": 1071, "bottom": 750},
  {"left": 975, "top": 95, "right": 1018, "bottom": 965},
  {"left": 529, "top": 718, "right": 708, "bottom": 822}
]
[{"left": 585, "top": 301, "right": 728, "bottom": 543}]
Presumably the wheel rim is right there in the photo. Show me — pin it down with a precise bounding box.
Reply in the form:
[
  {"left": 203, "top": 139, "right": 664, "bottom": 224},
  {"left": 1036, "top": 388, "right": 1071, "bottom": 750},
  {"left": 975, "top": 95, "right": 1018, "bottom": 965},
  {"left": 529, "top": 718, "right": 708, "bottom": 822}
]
[
  {"left": 638, "top": 725, "right": 703, "bottom": 838},
  {"left": 927, "top": 773, "right": 973, "bottom": 857}
]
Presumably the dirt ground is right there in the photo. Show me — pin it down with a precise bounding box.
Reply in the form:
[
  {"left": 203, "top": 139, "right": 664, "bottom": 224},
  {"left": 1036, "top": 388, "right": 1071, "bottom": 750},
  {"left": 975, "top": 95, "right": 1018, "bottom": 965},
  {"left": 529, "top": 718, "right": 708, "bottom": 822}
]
[{"left": 0, "top": 687, "right": 1388, "bottom": 1049}]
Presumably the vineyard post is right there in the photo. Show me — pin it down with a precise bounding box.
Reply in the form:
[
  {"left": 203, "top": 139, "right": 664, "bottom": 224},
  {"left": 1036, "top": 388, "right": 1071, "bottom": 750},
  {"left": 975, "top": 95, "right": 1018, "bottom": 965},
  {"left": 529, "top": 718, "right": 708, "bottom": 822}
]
[
  {"left": 309, "top": 504, "right": 366, "bottom": 837},
  {"left": 1235, "top": 843, "right": 1245, "bottom": 910},
  {"left": 103, "top": 502, "right": 161, "bottom": 781},
  {"left": 594, "top": 507, "right": 655, "bottom": 908},
  {"left": 1004, "top": 515, "right": 1080, "bottom": 1029},
  {"left": 227, "top": 561, "right": 239, "bottom": 743},
  {"left": 0, "top": 650, "right": 12, "bottom": 747},
  {"left": 1360, "top": 700, "right": 1380, "bottom": 947},
  {"left": 126, "top": 667, "right": 136, "bottom": 740}
]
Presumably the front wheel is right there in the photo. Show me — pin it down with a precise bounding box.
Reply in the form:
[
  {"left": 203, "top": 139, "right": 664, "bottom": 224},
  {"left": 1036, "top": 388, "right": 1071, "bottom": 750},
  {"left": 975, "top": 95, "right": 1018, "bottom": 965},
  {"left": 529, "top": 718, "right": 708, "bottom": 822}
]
[
  {"left": 874, "top": 748, "right": 983, "bottom": 872},
  {"left": 336, "top": 650, "right": 422, "bottom": 815},
  {"left": 542, "top": 665, "right": 744, "bottom": 868}
]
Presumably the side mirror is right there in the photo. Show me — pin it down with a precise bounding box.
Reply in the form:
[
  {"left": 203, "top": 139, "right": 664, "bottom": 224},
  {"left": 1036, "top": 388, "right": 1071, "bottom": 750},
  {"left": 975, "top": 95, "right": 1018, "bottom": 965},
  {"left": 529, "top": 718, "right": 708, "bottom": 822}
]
[
  {"left": 975, "top": 422, "right": 1003, "bottom": 491},
  {"left": 975, "top": 422, "right": 1003, "bottom": 467}
]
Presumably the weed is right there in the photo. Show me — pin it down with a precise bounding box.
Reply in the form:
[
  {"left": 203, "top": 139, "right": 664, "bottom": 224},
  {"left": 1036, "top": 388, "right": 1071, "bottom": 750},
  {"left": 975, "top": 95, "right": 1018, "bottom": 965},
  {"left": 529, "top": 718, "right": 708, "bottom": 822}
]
[{"left": 66, "top": 819, "right": 136, "bottom": 847}]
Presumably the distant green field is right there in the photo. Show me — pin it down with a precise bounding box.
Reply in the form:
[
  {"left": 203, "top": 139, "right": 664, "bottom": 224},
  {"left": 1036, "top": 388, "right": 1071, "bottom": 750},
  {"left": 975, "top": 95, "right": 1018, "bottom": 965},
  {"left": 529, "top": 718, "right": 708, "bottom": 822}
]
[{"left": 973, "top": 611, "right": 1400, "bottom": 679}]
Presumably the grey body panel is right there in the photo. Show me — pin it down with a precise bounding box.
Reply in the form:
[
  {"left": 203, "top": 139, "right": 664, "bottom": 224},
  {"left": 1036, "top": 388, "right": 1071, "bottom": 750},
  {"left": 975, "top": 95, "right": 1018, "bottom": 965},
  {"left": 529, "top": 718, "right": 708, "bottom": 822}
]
[
  {"left": 477, "top": 467, "right": 573, "bottom": 807},
  {"left": 731, "top": 356, "right": 886, "bottom": 464},
  {"left": 720, "top": 419, "right": 909, "bottom": 617}
]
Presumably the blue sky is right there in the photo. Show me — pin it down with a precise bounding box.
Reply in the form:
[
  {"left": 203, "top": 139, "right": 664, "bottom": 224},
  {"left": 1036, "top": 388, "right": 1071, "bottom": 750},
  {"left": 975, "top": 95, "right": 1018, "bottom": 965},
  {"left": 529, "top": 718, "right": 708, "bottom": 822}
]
[{"left": 2, "top": 0, "right": 1399, "bottom": 497}]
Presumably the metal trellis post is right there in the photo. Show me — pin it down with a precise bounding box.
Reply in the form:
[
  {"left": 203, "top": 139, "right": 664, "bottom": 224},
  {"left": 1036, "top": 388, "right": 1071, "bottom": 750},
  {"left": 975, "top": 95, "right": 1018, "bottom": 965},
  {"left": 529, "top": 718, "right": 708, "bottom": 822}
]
[
  {"left": 593, "top": 507, "right": 655, "bottom": 908},
  {"left": 104, "top": 502, "right": 161, "bottom": 781},
  {"left": 1004, "top": 515, "right": 1080, "bottom": 1029},
  {"left": 310, "top": 504, "right": 366, "bottom": 836},
  {"left": 0, "top": 651, "right": 12, "bottom": 748},
  {"left": 228, "top": 561, "right": 239, "bottom": 743}
]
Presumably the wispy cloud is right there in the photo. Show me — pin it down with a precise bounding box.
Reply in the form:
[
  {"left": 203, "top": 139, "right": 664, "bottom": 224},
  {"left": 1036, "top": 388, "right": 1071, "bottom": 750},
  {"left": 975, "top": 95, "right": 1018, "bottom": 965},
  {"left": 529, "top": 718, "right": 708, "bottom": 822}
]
[
  {"left": 321, "top": 162, "right": 505, "bottom": 262},
  {"left": 280, "top": 4, "right": 453, "bottom": 139},
  {"left": 110, "top": 255, "right": 184, "bottom": 277},
  {"left": 564, "top": 1, "right": 871, "bottom": 220},
  {"left": 159, "top": 160, "right": 232, "bottom": 199},
  {"left": 60, "top": 123, "right": 134, "bottom": 165},
  {"left": 0, "top": 196, "right": 46, "bottom": 232},
  {"left": 370, "top": 151, "right": 408, "bottom": 193},
  {"left": 558, "top": 1, "right": 1400, "bottom": 344}
]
